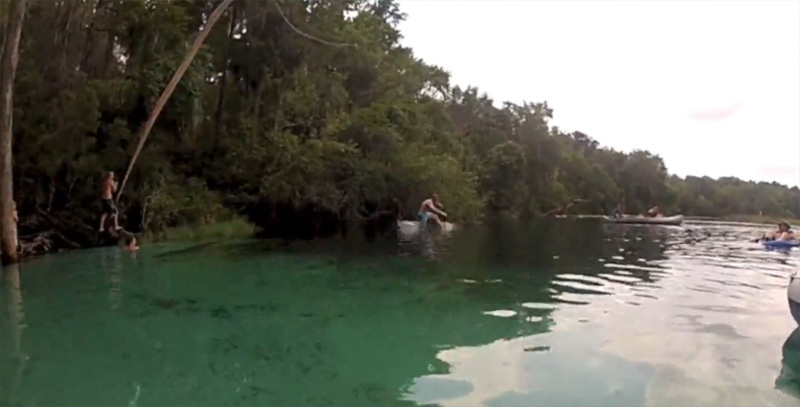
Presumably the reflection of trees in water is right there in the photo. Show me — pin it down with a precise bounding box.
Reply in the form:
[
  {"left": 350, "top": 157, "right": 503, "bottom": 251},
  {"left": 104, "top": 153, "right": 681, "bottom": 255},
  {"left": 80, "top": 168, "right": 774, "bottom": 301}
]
[
  {"left": 3, "top": 222, "right": 793, "bottom": 405},
  {"left": 1, "top": 264, "right": 28, "bottom": 407},
  {"left": 776, "top": 327, "right": 800, "bottom": 399},
  {"left": 0, "top": 222, "right": 694, "bottom": 405},
  {"left": 397, "top": 227, "right": 453, "bottom": 261},
  {"left": 101, "top": 249, "right": 124, "bottom": 310},
  {"left": 272, "top": 219, "right": 673, "bottom": 353},
  {"left": 390, "top": 219, "right": 676, "bottom": 349},
  {"left": 441, "top": 219, "right": 672, "bottom": 289},
  {"left": 0, "top": 220, "right": 688, "bottom": 406},
  {"left": 602, "top": 223, "right": 675, "bottom": 259},
  {"left": 599, "top": 223, "right": 677, "bottom": 285}
]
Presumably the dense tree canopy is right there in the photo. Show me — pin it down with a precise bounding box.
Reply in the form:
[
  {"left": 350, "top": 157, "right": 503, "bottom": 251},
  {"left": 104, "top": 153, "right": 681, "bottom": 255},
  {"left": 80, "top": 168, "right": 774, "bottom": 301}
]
[{"left": 4, "top": 0, "right": 799, "bottom": 240}]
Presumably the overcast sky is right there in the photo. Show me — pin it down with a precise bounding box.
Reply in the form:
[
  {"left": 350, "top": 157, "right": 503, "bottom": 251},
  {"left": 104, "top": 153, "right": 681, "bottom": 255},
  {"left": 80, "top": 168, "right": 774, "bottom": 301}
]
[{"left": 397, "top": 0, "right": 800, "bottom": 187}]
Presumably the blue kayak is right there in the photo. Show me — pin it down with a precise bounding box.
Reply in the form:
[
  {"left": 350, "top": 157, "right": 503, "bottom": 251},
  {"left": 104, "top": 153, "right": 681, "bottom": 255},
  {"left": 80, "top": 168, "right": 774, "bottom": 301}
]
[{"left": 762, "top": 239, "right": 800, "bottom": 249}]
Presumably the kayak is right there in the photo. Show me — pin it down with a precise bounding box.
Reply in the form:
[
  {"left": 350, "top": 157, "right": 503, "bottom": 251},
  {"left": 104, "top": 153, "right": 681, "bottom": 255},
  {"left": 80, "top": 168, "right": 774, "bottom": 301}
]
[
  {"left": 776, "top": 326, "right": 800, "bottom": 398},
  {"left": 603, "top": 214, "right": 684, "bottom": 226},
  {"left": 789, "top": 269, "right": 800, "bottom": 325},
  {"left": 763, "top": 239, "right": 800, "bottom": 249}
]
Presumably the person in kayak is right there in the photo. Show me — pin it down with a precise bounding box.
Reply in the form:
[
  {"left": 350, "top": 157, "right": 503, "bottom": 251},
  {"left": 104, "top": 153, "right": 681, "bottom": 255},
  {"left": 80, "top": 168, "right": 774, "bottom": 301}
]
[
  {"left": 762, "top": 221, "right": 796, "bottom": 241},
  {"left": 419, "top": 193, "right": 447, "bottom": 228}
]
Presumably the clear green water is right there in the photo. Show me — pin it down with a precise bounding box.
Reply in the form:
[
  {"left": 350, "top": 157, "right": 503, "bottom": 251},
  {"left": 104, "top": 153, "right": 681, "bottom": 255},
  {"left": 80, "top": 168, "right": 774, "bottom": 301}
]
[{"left": 1, "top": 219, "right": 798, "bottom": 407}]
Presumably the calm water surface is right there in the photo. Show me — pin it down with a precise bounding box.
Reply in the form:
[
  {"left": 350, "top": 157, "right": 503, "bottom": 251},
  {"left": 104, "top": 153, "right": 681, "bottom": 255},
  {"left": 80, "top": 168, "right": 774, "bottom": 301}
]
[{"left": 1, "top": 219, "right": 798, "bottom": 406}]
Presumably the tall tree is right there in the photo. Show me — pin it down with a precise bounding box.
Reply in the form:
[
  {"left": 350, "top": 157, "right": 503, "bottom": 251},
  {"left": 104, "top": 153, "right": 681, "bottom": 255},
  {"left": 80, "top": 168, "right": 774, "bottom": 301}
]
[
  {"left": 116, "top": 0, "right": 235, "bottom": 200},
  {"left": 0, "top": 0, "right": 28, "bottom": 265},
  {"left": 2, "top": 0, "right": 797, "bottom": 257}
]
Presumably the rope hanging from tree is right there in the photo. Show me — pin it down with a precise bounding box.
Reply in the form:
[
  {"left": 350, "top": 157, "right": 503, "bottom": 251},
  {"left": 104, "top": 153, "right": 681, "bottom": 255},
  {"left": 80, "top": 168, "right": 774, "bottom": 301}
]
[
  {"left": 116, "top": 0, "right": 358, "bottom": 203},
  {"left": 116, "top": 0, "right": 235, "bottom": 201}
]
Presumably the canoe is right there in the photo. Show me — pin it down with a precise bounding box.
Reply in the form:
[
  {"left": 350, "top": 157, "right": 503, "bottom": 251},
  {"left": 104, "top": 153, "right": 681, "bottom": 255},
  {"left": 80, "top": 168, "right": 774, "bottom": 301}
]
[
  {"left": 397, "top": 220, "right": 456, "bottom": 236},
  {"left": 763, "top": 239, "right": 800, "bottom": 249},
  {"left": 789, "top": 269, "right": 800, "bottom": 325},
  {"left": 603, "top": 214, "right": 684, "bottom": 226},
  {"left": 776, "top": 327, "right": 800, "bottom": 398}
]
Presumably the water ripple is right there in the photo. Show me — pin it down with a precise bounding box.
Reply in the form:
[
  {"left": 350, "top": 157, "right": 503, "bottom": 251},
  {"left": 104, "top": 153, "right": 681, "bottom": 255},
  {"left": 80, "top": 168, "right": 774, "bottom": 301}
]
[{"left": 409, "top": 220, "right": 799, "bottom": 407}]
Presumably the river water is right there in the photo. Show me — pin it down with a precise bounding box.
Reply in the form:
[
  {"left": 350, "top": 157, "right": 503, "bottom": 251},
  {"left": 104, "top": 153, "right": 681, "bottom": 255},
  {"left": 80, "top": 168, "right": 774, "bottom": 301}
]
[{"left": 1, "top": 219, "right": 798, "bottom": 406}]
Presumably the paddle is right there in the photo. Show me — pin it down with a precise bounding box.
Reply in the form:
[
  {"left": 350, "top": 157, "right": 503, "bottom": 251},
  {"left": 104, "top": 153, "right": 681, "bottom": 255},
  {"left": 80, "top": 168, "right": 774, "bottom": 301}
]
[
  {"left": 436, "top": 202, "right": 448, "bottom": 222},
  {"left": 754, "top": 234, "right": 776, "bottom": 243}
]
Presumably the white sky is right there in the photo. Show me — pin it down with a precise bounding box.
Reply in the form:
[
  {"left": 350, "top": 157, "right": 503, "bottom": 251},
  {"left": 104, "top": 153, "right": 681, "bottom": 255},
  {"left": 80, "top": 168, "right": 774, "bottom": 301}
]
[{"left": 397, "top": 0, "right": 800, "bottom": 187}]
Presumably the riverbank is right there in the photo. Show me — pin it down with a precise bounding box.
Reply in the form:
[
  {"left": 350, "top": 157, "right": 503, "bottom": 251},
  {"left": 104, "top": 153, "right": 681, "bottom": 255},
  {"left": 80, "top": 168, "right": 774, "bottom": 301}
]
[
  {"left": 11, "top": 210, "right": 798, "bottom": 261},
  {"left": 10, "top": 210, "right": 258, "bottom": 260},
  {"left": 143, "top": 218, "right": 256, "bottom": 243},
  {"left": 707, "top": 214, "right": 800, "bottom": 226},
  {"left": 554, "top": 213, "right": 799, "bottom": 226}
]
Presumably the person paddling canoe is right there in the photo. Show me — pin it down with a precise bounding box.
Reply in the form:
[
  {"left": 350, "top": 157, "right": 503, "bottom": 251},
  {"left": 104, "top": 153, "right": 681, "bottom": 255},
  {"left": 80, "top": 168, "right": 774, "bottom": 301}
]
[{"left": 419, "top": 193, "right": 447, "bottom": 228}]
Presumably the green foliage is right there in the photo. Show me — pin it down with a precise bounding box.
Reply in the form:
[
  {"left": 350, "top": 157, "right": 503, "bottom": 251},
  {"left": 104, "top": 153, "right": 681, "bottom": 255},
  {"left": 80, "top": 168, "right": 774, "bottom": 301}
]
[
  {"left": 141, "top": 176, "right": 229, "bottom": 232},
  {"left": 6, "top": 0, "right": 799, "bottom": 238},
  {"left": 483, "top": 141, "right": 527, "bottom": 217},
  {"left": 147, "top": 218, "right": 254, "bottom": 243}
]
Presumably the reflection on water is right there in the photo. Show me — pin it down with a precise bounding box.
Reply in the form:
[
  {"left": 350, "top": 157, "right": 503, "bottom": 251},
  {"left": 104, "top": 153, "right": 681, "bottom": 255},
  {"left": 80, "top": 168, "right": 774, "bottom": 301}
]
[
  {"left": 1, "top": 264, "right": 27, "bottom": 406},
  {"left": 397, "top": 222, "right": 456, "bottom": 261},
  {"left": 101, "top": 249, "right": 124, "bottom": 310},
  {"left": 0, "top": 219, "right": 798, "bottom": 406}
]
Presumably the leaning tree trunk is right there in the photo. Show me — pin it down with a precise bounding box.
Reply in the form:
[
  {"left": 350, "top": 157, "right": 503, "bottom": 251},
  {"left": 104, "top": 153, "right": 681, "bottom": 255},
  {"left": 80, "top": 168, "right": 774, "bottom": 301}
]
[
  {"left": 0, "top": 0, "right": 29, "bottom": 266},
  {"left": 214, "top": 3, "right": 238, "bottom": 135},
  {"left": 116, "top": 0, "right": 235, "bottom": 201}
]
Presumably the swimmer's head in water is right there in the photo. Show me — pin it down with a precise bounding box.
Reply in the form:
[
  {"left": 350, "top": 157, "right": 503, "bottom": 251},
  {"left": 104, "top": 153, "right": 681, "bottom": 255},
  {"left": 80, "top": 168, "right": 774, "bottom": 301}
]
[
  {"left": 778, "top": 221, "right": 791, "bottom": 231},
  {"left": 124, "top": 234, "right": 137, "bottom": 246}
]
